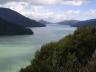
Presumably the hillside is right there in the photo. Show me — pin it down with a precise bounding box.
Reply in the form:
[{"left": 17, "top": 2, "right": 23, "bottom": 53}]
[
  {"left": 20, "top": 26, "right": 96, "bottom": 72},
  {"left": 57, "top": 20, "right": 79, "bottom": 25},
  {"left": 0, "top": 8, "right": 46, "bottom": 27},
  {"left": 39, "top": 20, "right": 53, "bottom": 24},
  {"left": 71, "top": 19, "right": 96, "bottom": 27},
  {"left": 0, "top": 17, "right": 33, "bottom": 35},
  {"left": 58, "top": 19, "right": 96, "bottom": 27}
]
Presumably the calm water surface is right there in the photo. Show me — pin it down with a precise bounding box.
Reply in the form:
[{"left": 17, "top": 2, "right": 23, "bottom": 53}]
[{"left": 0, "top": 24, "right": 76, "bottom": 72}]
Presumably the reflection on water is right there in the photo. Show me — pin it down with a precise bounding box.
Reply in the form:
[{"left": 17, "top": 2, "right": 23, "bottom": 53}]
[{"left": 0, "top": 24, "right": 76, "bottom": 72}]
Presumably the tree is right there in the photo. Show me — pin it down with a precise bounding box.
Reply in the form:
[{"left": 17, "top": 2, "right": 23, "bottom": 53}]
[{"left": 20, "top": 26, "right": 96, "bottom": 72}]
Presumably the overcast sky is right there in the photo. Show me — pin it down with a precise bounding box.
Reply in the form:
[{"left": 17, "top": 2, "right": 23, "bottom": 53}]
[{"left": 0, "top": 0, "right": 96, "bottom": 22}]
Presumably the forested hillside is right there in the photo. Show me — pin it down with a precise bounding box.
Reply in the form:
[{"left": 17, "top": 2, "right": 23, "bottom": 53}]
[{"left": 20, "top": 26, "right": 96, "bottom": 72}]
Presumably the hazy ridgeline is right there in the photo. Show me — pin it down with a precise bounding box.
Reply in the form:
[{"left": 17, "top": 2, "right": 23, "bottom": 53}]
[{"left": 20, "top": 26, "right": 96, "bottom": 72}]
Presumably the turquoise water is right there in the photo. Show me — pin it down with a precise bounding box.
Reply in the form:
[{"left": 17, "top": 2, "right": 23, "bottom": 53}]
[{"left": 0, "top": 24, "right": 76, "bottom": 72}]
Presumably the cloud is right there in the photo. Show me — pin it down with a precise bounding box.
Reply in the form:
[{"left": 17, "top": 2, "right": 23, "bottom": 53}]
[
  {"left": 0, "top": 0, "right": 88, "bottom": 6},
  {"left": 62, "top": 0, "right": 87, "bottom": 6},
  {"left": 2, "top": 2, "right": 27, "bottom": 11},
  {"left": 30, "top": 9, "right": 81, "bottom": 22},
  {"left": 80, "top": 9, "right": 96, "bottom": 20},
  {"left": 0, "top": 1, "right": 82, "bottom": 22},
  {"left": 0, "top": 1, "right": 95, "bottom": 22},
  {"left": 0, "top": 1, "right": 30, "bottom": 15}
]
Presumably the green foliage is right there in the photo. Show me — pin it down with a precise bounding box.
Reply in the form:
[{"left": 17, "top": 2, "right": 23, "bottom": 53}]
[{"left": 20, "top": 26, "right": 96, "bottom": 72}]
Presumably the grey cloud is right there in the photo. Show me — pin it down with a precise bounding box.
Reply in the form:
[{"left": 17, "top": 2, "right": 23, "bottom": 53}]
[
  {"left": 0, "top": 0, "right": 15, "bottom": 4},
  {"left": 0, "top": 0, "right": 88, "bottom": 5},
  {"left": 0, "top": 0, "right": 28, "bottom": 4}
]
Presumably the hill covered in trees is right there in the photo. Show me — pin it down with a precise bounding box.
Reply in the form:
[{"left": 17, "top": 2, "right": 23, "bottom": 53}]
[
  {"left": 20, "top": 26, "right": 96, "bottom": 72},
  {"left": 0, "top": 8, "right": 46, "bottom": 27},
  {"left": 0, "top": 17, "right": 33, "bottom": 35},
  {"left": 58, "top": 19, "right": 96, "bottom": 27},
  {"left": 71, "top": 19, "right": 96, "bottom": 27}
]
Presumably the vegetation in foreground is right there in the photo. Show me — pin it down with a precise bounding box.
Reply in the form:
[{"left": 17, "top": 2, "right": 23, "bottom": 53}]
[{"left": 20, "top": 26, "right": 96, "bottom": 72}]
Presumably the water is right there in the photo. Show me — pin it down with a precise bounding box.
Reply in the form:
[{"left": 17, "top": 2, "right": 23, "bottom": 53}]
[{"left": 0, "top": 24, "right": 76, "bottom": 72}]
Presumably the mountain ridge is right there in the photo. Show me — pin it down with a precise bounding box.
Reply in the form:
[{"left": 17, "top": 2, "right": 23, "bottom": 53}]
[
  {"left": 58, "top": 19, "right": 96, "bottom": 27},
  {"left": 71, "top": 19, "right": 96, "bottom": 27},
  {"left": 0, "top": 8, "right": 46, "bottom": 27}
]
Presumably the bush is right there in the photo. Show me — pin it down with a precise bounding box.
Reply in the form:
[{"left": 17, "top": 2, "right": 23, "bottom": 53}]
[{"left": 20, "top": 26, "right": 96, "bottom": 72}]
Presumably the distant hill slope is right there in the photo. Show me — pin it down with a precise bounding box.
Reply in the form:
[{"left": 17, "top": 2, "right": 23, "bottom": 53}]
[
  {"left": 58, "top": 19, "right": 96, "bottom": 27},
  {"left": 0, "top": 17, "right": 33, "bottom": 35},
  {"left": 57, "top": 20, "right": 79, "bottom": 25},
  {"left": 0, "top": 8, "right": 46, "bottom": 27},
  {"left": 71, "top": 19, "right": 96, "bottom": 27}
]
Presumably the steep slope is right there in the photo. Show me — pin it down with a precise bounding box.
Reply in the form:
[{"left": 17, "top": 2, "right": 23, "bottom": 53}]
[
  {"left": 0, "top": 8, "right": 46, "bottom": 27},
  {"left": 0, "top": 17, "right": 33, "bottom": 35},
  {"left": 20, "top": 26, "right": 96, "bottom": 72}
]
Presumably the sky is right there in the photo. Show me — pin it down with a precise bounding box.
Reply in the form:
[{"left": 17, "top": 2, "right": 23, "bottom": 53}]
[{"left": 0, "top": 0, "right": 96, "bottom": 22}]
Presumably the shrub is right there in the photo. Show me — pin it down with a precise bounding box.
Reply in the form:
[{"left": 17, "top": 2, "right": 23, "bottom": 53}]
[{"left": 20, "top": 26, "right": 96, "bottom": 72}]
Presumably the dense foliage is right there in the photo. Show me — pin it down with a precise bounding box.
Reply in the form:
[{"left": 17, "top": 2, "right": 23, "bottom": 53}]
[
  {"left": 0, "top": 17, "right": 33, "bottom": 35},
  {"left": 20, "top": 26, "right": 96, "bottom": 72}
]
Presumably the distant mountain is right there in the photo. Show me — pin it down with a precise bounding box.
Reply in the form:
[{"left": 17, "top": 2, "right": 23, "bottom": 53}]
[
  {"left": 39, "top": 20, "right": 53, "bottom": 24},
  {"left": 58, "top": 19, "right": 96, "bottom": 27},
  {"left": 0, "top": 8, "right": 46, "bottom": 27},
  {"left": 57, "top": 20, "right": 79, "bottom": 25},
  {"left": 71, "top": 19, "right": 96, "bottom": 27},
  {"left": 0, "top": 17, "right": 33, "bottom": 35}
]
